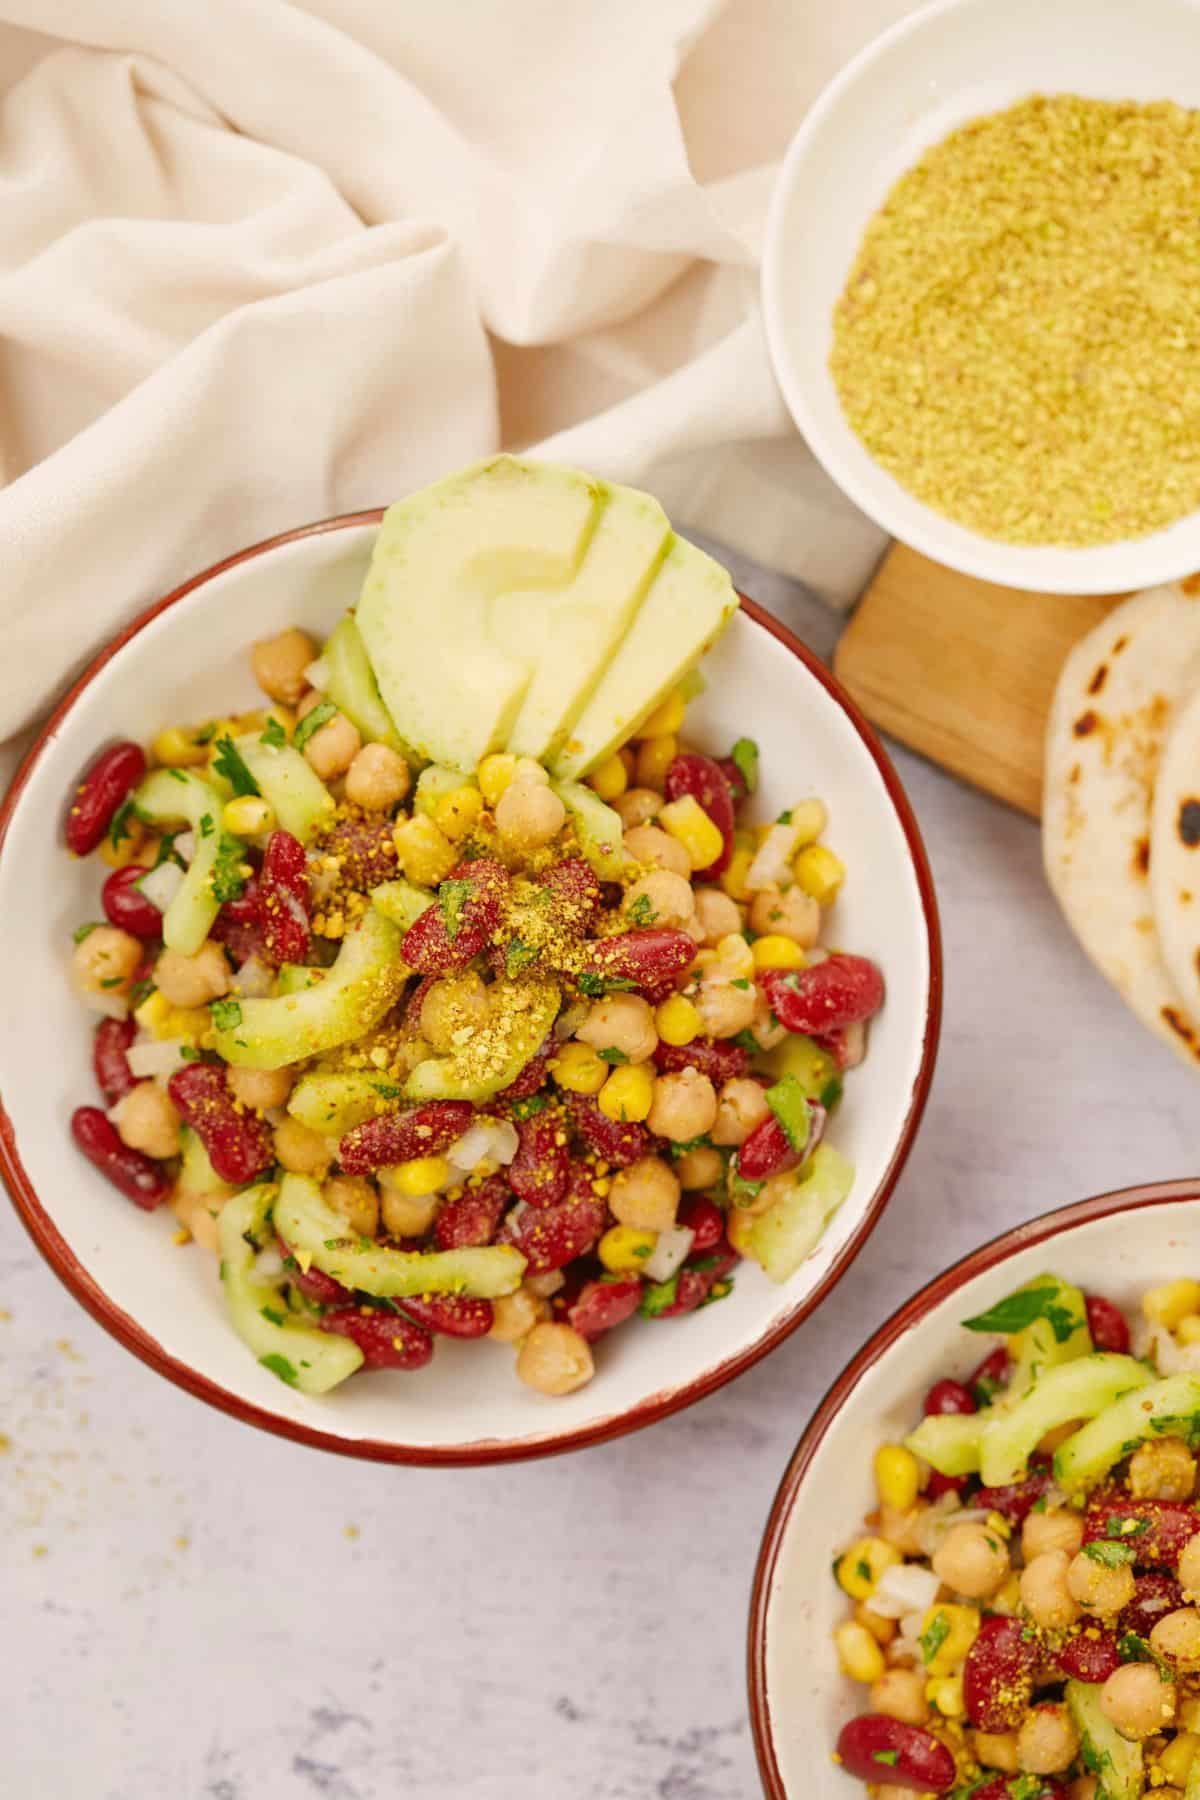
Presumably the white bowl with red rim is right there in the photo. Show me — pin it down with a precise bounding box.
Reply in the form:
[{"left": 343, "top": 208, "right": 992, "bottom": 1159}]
[
  {"left": 0, "top": 512, "right": 940, "bottom": 1465},
  {"left": 748, "top": 1179, "right": 1200, "bottom": 1796}
]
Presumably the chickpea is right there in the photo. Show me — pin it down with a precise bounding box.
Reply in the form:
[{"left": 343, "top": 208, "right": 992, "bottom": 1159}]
[
  {"left": 1130, "top": 1436, "right": 1196, "bottom": 1501},
  {"left": 623, "top": 869, "right": 695, "bottom": 929},
  {"left": 494, "top": 776, "right": 566, "bottom": 850},
  {"left": 323, "top": 1176, "right": 379, "bottom": 1239},
  {"left": 932, "top": 1521, "right": 1011, "bottom": 1599},
  {"left": 1067, "top": 1548, "right": 1136, "bottom": 1616},
  {"left": 303, "top": 712, "right": 362, "bottom": 781},
  {"left": 1068, "top": 1780, "right": 1098, "bottom": 1800},
  {"left": 748, "top": 884, "right": 821, "bottom": 946},
  {"left": 711, "top": 1076, "right": 771, "bottom": 1147},
  {"left": 576, "top": 994, "right": 658, "bottom": 1064},
  {"left": 251, "top": 628, "right": 316, "bottom": 706},
  {"left": 623, "top": 825, "right": 690, "bottom": 879},
  {"left": 690, "top": 886, "right": 743, "bottom": 945},
  {"left": 868, "top": 1668, "right": 928, "bottom": 1726},
  {"left": 185, "top": 1198, "right": 223, "bottom": 1253},
  {"left": 227, "top": 1066, "right": 294, "bottom": 1113},
  {"left": 972, "top": 1731, "right": 1020, "bottom": 1774},
  {"left": 380, "top": 1186, "right": 440, "bottom": 1238},
  {"left": 876, "top": 1502, "right": 931, "bottom": 1557},
  {"left": 749, "top": 983, "right": 788, "bottom": 1050},
  {"left": 343, "top": 743, "right": 411, "bottom": 812},
  {"left": 272, "top": 1116, "right": 332, "bottom": 1178},
  {"left": 693, "top": 973, "right": 757, "bottom": 1039},
  {"left": 1151, "top": 1606, "right": 1200, "bottom": 1667},
  {"left": 1099, "top": 1662, "right": 1176, "bottom": 1740},
  {"left": 71, "top": 925, "right": 141, "bottom": 999},
  {"left": 1017, "top": 1703, "right": 1079, "bottom": 1775},
  {"left": 516, "top": 1322, "right": 594, "bottom": 1395},
  {"left": 1022, "top": 1507, "right": 1084, "bottom": 1561},
  {"left": 647, "top": 1068, "right": 717, "bottom": 1142},
  {"left": 855, "top": 1603, "right": 897, "bottom": 1646},
  {"left": 154, "top": 940, "right": 230, "bottom": 1008},
  {"left": 1019, "top": 1550, "right": 1081, "bottom": 1631},
  {"left": 489, "top": 1286, "right": 549, "bottom": 1344},
  {"left": 676, "top": 1145, "right": 724, "bottom": 1190},
  {"left": 609, "top": 1156, "right": 680, "bottom": 1232},
  {"left": 420, "top": 972, "right": 490, "bottom": 1055},
  {"left": 1180, "top": 1533, "right": 1200, "bottom": 1599},
  {"left": 613, "top": 788, "right": 661, "bottom": 830},
  {"left": 114, "top": 1081, "right": 181, "bottom": 1159},
  {"left": 525, "top": 1269, "right": 565, "bottom": 1299}
]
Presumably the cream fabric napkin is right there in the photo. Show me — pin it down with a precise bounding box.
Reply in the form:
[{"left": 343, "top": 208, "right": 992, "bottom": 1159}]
[{"left": 0, "top": 0, "right": 914, "bottom": 766}]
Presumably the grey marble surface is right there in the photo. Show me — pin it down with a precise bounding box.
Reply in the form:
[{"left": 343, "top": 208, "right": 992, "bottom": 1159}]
[{"left": 5, "top": 553, "right": 1200, "bottom": 1800}]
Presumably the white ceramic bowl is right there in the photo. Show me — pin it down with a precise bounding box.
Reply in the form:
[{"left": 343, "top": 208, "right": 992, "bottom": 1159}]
[
  {"left": 762, "top": 0, "right": 1200, "bottom": 595},
  {"left": 749, "top": 1178, "right": 1200, "bottom": 1795},
  {"left": 0, "top": 514, "right": 940, "bottom": 1465}
]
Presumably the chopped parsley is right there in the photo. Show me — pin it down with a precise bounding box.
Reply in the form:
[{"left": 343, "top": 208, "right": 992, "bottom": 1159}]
[
  {"left": 212, "top": 735, "right": 261, "bottom": 797},
  {"left": 108, "top": 797, "right": 136, "bottom": 849},
  {"left": 627, "top": 893, "right": 656, "bottom": 925},
  {"left": 872, "top": 1750, "right": 899, "bottom": 1768},
  {"left": 438, "top": 877, "right": 476, "bottom": 944},
  {"left": 728, "top": 1164, "right": 765, "bottom": 1207},
  {"left": 151, "top": 831, "right": 185, "bottom": 871},
  {"left": 819, "top": 1075, "right": 844, "bottom": 1111},
  {"left": 210, "top": 833, "right": 248, "bottom": 904},
  {"left": 730, "top": 736, "right": 759, "bottom": 796},
  {"left": 598, "top": 1047, "right": 629, "bottom": 1065},
  {"left": 511, "top": 1093, "right": 550, "bottom": 1120},
  {"left": 72, "top": 921, "right": 101, "bottom": 944},
  {"left": 920, "top": 1610, "right": 950, "bottom": 1665},
  {"left": 211, "top": 998, "right": 243, "bottom": 1031},
  {"left": 729, "top": 976, "right": 750, "bottom": 990},
  {"left": 775, "top": 808, "right": 793, "bottom": 825},
  {"left": 639, "top": 1274, "right": 679, "bottom": 1318},
  {"left": 504, "top": 936, "right": 537, "bottom": 977},
  {"left": 199, "top": 811, "right": 215, "bottom": 839},
  {"left": 961, "top": 1284, "right": 1078, "bottom": 1344},
  {"left": 577, "top": 971, "right": 637, "bottom": 997},
  {"left": 259, "top": 717, "right": 288, "bottom": 750},
  {"left": 260, "top": 1305, "right": 286, "bottom": 1326},
  {"left": 1106, "top": 1515, "right": 1149, "bottom": 1540},
  {"left": 99, "top": 976, "right": 125, "bottom": 989},
  {"left": 764, "top": 1073, "right": 813, "bottom": 1154},
  {"left": 129, "top": 978, "right": 155, "bottom": 1008},
  {"left": 1082, "top": 1539, "right": 1135, "bottom": 1567},
  {"left": 165, "top": 767, "right": 189, "bottom": 783},
  {"left": 730, "top": 1028, "right": 759, "bottom": 1051},
  {"left": 259, "top": 1353, "right": 298, "bottom": 1386},
  {"left": 668, "top": 1134, "right": 713, "bottom": 1159},
  {"left": 292, "top": 701, "right": 338, "bottom": 754}
]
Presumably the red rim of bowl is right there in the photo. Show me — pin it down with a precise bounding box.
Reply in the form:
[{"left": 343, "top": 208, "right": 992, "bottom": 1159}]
[
  {"left": 747, "top": 1174, "right": 1200, "bottom": 1797},
  {"left": 0, "top": 510, "right": 942, "bottom": 1467}
]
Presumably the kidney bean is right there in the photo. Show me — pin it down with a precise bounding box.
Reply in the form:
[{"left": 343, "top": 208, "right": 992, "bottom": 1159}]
[
  {"left": 1086, "top": 1292, "right": 1131, "bottom": 1354},
  {"left": 433, "top": 1174, "right": 509, "bottom": 1249},
  {"left": 567, "top": 1277, "right": 642, "bottom": 1340},
  {"left": 497, "top": 1037, "right": 553, "bottom": 1103},
  {"left": 923, "top": 1378, "right": 977, "bottom": 1416},
  {"left": 563, "top": 1091, "right": 647, "bottom": 1167},
  {"left": 653, "top": 1037, "right": 751, "bottom": 1083},
  {"left": 736, "top": 1106, "right": 822, "bottom": 1183},
  {"left": 258, "top": 830, "right": 310, "bottom": 966},
  {"left": 970, "top": 1782, "right": 1065, "bottom": 1800},
  {"left": 678, "top": 1194, "right": 725, "bottom": 1254},
  {"left": 925, "top": 1471, "right": 971, "bottom": 1501},
  {"left": 93, "top": 1016, "right": 138, "bottom": 1105},
  {"left": 166, "top": 1063, "right": 275, "bottom": 1185},
  {"left": 508, "top": 1110, "right": 570, "bottom": 1209},
  {"left": 1057, "top": 1628, "right": 1121, "bottom": 1684},
  {"left": 968, "top": 1343, "right": 1011, "bottom": 1405},
  {"left": 401, "top": 858, "right": 509, "bottom": 974},
  {"left": 101, "top": 865, "right": 162, "bottom": 939},
  {"left": 396, "top": 1292, "right": 493, "bottom": 1339},
  {"left": 1083, "top": 1488, "right": 1200, "bottom": 1567},
  {"left": 1120, "top": 1569, "right": 1184, "bottom": 1636},
  {"left": 817, "top": 1022, "right": 868, "bottom": 1072},
  {"left": 65, "top": 741, "right": 146, "bottom": 855},
  {"left": 211, "top": 873, "right": 269, "bottom": 966},
  {"left": 318, "top": 1304, "right": 433, "bottom": 1370},
  {"left": 761, "top": 955, "right": 885, "bottom": 1037},
  {"left": 963, "top": 1615, "right": 1037, "bottom": 1731},
  {"left": 974, "top": 1470, "right": 1053, "bottom": 1525},
  {"left": 578, "top": 928, "right": 695, "bottom": 997},
  {"left": 276, "top": 1236, "right": 350, "bottom": 1306},
  {"left": 70, "top": 1105, "right": 170, "bottom": 1210},
  {"left": 339, "top": 1100, "right": 476, "bottom": 1176},
  {"left": 315, "top": 814, "right": 399, "bottom": 891},
  {"left": 663, "top": 752, "right": 735, "bottom": 877},
  {"left": 538, "top": 858, "right": 602, "bottom": 934},
  {"left": 717, "top": 754, "right": 748, "bottom": 802},
  {"left": 835, "top": 1715, "right": 955, "bottom": 1793},
  {"left": 499, "top": 1170, "right": 607, "bottom": 1274}
]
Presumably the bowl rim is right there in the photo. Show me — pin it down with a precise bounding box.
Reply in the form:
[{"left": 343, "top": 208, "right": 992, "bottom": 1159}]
[
  {"left": 759, "top": 0, "right": 1200, "bottom": 596},
  {"left": 0, "top": 509, "right": 942, "bottom": 1467},
  {"left": 746, "top": 1174, "right": 1200, "bottom": 1796}
]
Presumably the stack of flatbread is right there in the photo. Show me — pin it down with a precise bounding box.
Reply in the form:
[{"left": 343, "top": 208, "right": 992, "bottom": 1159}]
[{"left": 1044, "top": 579, "right": 1200, "bottom": 1068}]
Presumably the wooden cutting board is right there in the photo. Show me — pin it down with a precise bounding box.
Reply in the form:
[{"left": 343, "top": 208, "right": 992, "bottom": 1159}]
[{"left": 832, "top": 543, "right": 1126, "bottom": 819}]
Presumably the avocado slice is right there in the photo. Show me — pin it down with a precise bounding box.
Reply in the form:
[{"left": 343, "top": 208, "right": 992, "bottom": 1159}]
[
  {"left": 551, "top": 535, "right": 738, "bottom": 781},
  {"left": 979, "top": 1353, "right": 1152, "bottom": 1487},
  {"left": 551, "top": 779, "right": 631, "bottom": 880},
  {"left": 1054, "top": 1371, "right": 1200, "bottom": 1492},
  {"left": 904, "top": 1412, "right": 985, "bottom": 1478},
  {"left": 287, "top": 1071, "right": 405, "bottom": 1137},
  {"left": 230, "top": 732, "right": 335, "bottom": 845},
  {"left": 748, "top": 1144, "right": 854, "bottom": 1284},
  {"left": 134, "top": 768, "right": 228, "bottom": 954},
  {"left": 1066, "top": 1680, "right": 1144, "bottom": 1800},
  {"left": 322, "top": 614, "right": 406, "bottom": 753},
  {"left": 403, "top": 973, "right": 560, "bottom": 1102}
]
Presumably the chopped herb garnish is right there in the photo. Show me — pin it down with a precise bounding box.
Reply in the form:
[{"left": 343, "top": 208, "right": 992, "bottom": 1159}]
[
  {"left": 1106, "top": 1516, "right": 1149, "bottom": 1539},
  {"left": 179, "top": 1045, "right": 203, "bottom": 1062},
  {"left": 962, "top": 1284, "right": 1078, "bottom": 1344},
  {"left": 438, "top": 877, "right": 476, "bottom": 944},
  {"left": 731, "top": 1028, "right": 759, "bottom": 1051},
  {"left": 259, "top": 1353, "right": 298, "bottom": 1385},
  {"left": 639, "top": 1274, "right": 680, "bottom": 1318},
  {"left": 166, "top": 767, "right": 189, "bottom": 783},
  {"left": 1082, "top": 1539, "right": 1135, "bottom": 1567},
  {"left": 99, "top": 976, "right": 125, "bottom": 989},
  {"left": 504, "top": 936, "right": 537, "bottom": 977},
  {"left": 260, "top": 1305, "right": 286, "bottom": 1326},
  {"left": 108, "top": 797, "right": 136, "bottom": 849},
  {"left": 199, "top": 812, "right": 215, "bottom": 839},
  {"left": 775, "top": 808, "right": 793, "bottom": 825},
  {"left": 728, "top": 1164, "right": 765, "bottom": 1207},
  {"left": 577, "top": 971, "right": 637, "bottom": 996},
  {"left": 72, "top": 921, "right": 101, "bottom": 944},
  {"left": 211, "top": 998, "right": 243, "bottom": 1031},
  {"left": 765, "top": 1073, "right": 814, "bottom": 1155},
  {"left": 730, "top": 737, "right": 759, "bottom": 796},
  {"left": 598, "top": 1047, "right": 629, "bottom": 1065},
  {"left": 920, "top": 1610, "right": 950, "bottom": 1665},
  {"left": 292, "top": 701, "right": 337, "bottom": 754},
  {"left": 259, "top": 717, "right": 288, "bottom": 750},
  {"left": 819, "top": 1075, "right": 844, "bottom": 1111},
  {"left": 370, "top": 1081, "right": 403, "bottom": 1100},
  {"left": 511, "top": 1093, "right": 550, "bottom": 1120},
  {"left": 152, "top": 831, "right": 185, "bottom": 871},
  {"left": 212, "top": 734, "right": 261, "bottom": 797},
  {"left": 627, "top": 893, "right": 656, "bottom": 925},
  {"left": 210, "top": 833, "right": 247, "bottom": 904},
  {"left": 668, "top": 1134, "right": 712, "bottom": 1158},
  {"left": 729, "top": 976, "right": 750, "bottom": 990},
  {"left": 873, "top": 1750, "right": 899, "bottom": 1768},
  {"left": 129, "top": 978, "right": 155, "bottom": 1007}
]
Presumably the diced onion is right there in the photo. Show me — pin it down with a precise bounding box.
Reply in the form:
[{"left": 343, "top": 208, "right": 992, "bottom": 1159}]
[
  {"left": 230, "top": 954, "right": 275, "bottom": 998},
  {"left": 175, "top": 830, "right": 197, "bottom": 864},
  {"left": 80, "top": 988, "right": 130, "bottom": 1021},
  {"left": 303, "top": 657, "right": 331, "bottom": 691},
  {"left": 869, "top": 1562, "right": 942, "bottom": 1619},
  {"left": 127, "top": 1037, "right": 190, "bottom": 1079},
  {"left": 253, "top": 1244, "right": 286, "bottom": 1286},
  {"left": 135, "top": 861, "right": 182, "bottom": 914},
  {"left": 746, "top": 820, "right": 803, "bottom": 892},
  {"left": 642, "top": 1225, "right": 695, "bottom": 1284},
  {"left": 1148, "top": 1322, "right": 1200, "bottom": 1376},
  {"left": 447, "top": 1118, "right": 518, "bottom": 1172}
]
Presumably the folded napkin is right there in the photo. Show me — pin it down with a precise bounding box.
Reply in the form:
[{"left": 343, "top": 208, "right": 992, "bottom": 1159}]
[{"left": 0, "top": 0, "right": 913, "bottom": 765}]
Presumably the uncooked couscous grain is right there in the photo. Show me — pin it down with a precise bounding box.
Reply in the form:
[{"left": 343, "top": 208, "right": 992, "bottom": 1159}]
[{"left": 830, "top": 94, "right": 1200, "bottom": 546}]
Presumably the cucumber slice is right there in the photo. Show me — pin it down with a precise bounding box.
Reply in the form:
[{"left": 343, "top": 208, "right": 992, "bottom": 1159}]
[
  {"left": 287, "top": 1071, "right": 404, "bottom": 1136},
  {"left": 1055, "top": 1371, "right": 1200, "bottom": 1492},
  {"left": 134, "top": 768, "right": 227, "bottom": 954},
  {"left": 370, "top": 878, "right": 435, "bottom": 933},
  {"left": 274, "top": 1173, "right": 525, "bottom": 1299},
  {"left": 755, "top": 1032, "right": 840, "bottom": 1102},
  {"left": 904, "top": 1413, "right": 985, "bottom": 1478},
  {"left": 177, "top": 1126, "right": 234, "bottom": 1202},
  {"left": 414, "top": 765, "right": 470, "bottom": 816},
  {"left": 275, "top": 964, "right": 325, "bottom": 996},
  {"left": 404, "top": 973, "right": 560, "bottom": 1102},
  {"left": 550, "top": 779, "right": 631, "bottom": 880},
  {"left": 231, "top": 732, "right": 335, "bottom": 845},
  {"left": 323, "top": 615, "right": 406, "bottom": 752},
  {"left": 218, "top": 1184, "right": 363, "bottom": 1394},
  {"left": 1003, "top": 1274, "right": 1093, "bottom": 1398},
  {"left": 1066, "top": 1679, "right": 1144, "bottom": 1800},
  {"left": 747, "top": 1144, "right": 854, "bottom": 1283},
  {"left": 212, "top": 906, "right": 406, "bottom": 1068},
  {"left": 980, "top": 1353, "right": 1152, "bottom": 1487}
]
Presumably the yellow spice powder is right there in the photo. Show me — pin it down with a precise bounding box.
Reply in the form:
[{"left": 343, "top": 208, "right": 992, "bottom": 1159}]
[{"left": 830, "top": 94, "right": 1200, "bottom": 545}]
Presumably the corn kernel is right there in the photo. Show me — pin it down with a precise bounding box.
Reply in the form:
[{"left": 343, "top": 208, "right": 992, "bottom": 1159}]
[
  {"left": 659, "top": 794, "right": 724, "bottom": 871},
  {"left": 99, "top": 817, "right": 147, "bottom": 868},
  {"left": 1145, "top": 1280, "right": 1200, "bottom": 1330},
  {"left": 385, "top": 1156, "right": 450, "bottom": 1197},
  {"left": 926, "top": 1674, "right": 965, "bottom": 1719},
  {"left": 753, "top": 822, "right": 774, "bottom": 847},
  {"left": 790, "top": 798, "right": 828, "bottom": 847},
  {"left": 433, "top": 785, "right": 484, "bottom": 842},
  {"left": 714, "top": 932, "right": 755, "bottom": 979},
  {"left": 393, "top": 814, "right": 456, "bottom": 887},
  {"left": 1179, "top": 1314, "right": 1200, "bottom": 1345},
  {"left": 635, "top": 733, "right": 677, "bottom": 790},
  {"left": 598, "top": 1224, "right": 658, "bottom": 1275},
  {"left": 637, "top": 688, "right": 687, "bottom": 739},
  {"left": 588, "top": 753, "right": 629, "bottom": 802},
  {"left": 222, "top": 796, "right": 276, "bottom": 837},
  {"left": 134, "top": 990, "right": 171, "bottom": 1035},
  {"left": 656, "top": 994, "right": 701, "bottom": 1046},
  {"left": 874, "top": 1444, "right": 921, "bottom": 1513},
  {"left": 990, "top": 1572, "right": 1022, "bottom": 1616},
  {"left": 834, "top": 1620, "right": 886, "bottom": 1684},
  {"left": 918, "top": 1604, "right": 980, "bottom": 1676},
  {"left": 836, "top": 1537, "right": 903, "bottom": 1600},
  {"left": 619, "top": 747, "right": 636, "bottom": 778},
  {"left": 477, "top": 753, "right": 518, "bottom": 806},
  {"left": 1161, "top": 1733, "right": 1200, "bottom": 1785},
  {"left": 752, "top": 934, "right": 806, "bottom": 971},
  {"left": 152, "top": 726, "right": 207, "bottom": 767},
  {"left": 725, "top": 1208, "right": 756, "bottom": 1255},
  {"left": 551, "top": 1041, "right": 608, "bottom": 1096},
  {"left": 721, "top": 846, "right": 755, "bottom": 902},
  {"left": 794, "top": 843, "right": 845, "bottom": 905},
  {"left": 854, "top": 1602, "right": 896, "bottom": 1646},
  {"left": 597, "top": 1063, "right": 654, "bottom": 1123}
]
